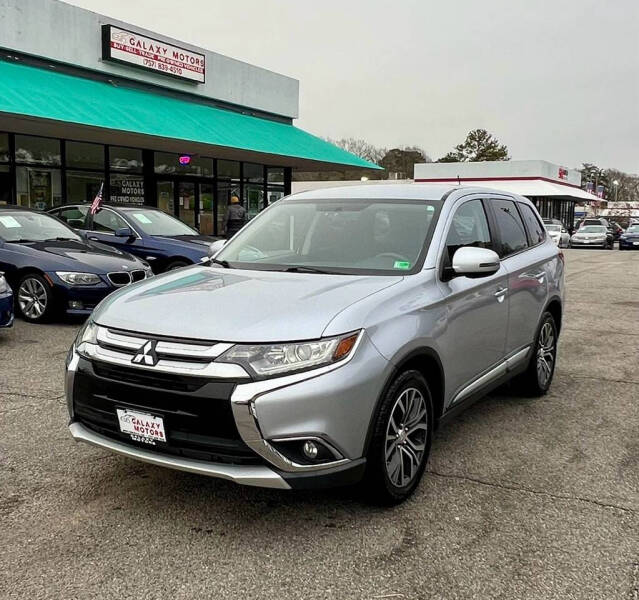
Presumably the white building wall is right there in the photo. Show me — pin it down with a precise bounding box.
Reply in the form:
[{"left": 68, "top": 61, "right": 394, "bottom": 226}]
[{"left": 0, "top": 0, "right": 299, "bottom": 119}]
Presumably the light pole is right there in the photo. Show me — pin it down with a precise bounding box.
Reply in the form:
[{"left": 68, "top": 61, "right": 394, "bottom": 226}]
[{"left": 612, "top": 179, "right": 619, "bottom": 202}]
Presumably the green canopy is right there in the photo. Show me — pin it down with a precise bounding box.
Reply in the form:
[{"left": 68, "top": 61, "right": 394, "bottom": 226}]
[{"left": 0, "top": 59, "right": 379, "bottom": 170}]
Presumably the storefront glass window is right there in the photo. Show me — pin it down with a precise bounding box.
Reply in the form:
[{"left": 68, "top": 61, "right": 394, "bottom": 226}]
[
  {"left": 67, "top": 171, "right": 104, "bottom": 204},
  {"left": 0, "top": 133, "right": 9, "bottom": 162},
  {"left": 66, "top": 141, "right": 105, "bottom": 170},
  {"left": 217, "top": 160, "right": 240, "bottom": 179},
  {"left": 15, "top": 135, "right": 61, "bottom": 166},
  {"left": 0, "top": 165, "right": 11, "bottom": 205},
  {"left": 267, "top": 167, "right": 284, "bottom": 184},
  {"left": 199, "top": 183, "right": 215, "bottom": 235},
  {"left": 16, "top": 166, "right": 62, "bottom": 209},
  {"left": 109, "top": 146, "right": 143, "bottom": 172},
  {"left": 243, "top": 184, "right": 264, "bottom": 219},
  {"left": 110, "top": 174, "right": 145, "bottom": 205},
  {"left": 154, "top": 152, "right": 214, "bottom": 176},
  {"left": 267, "top": 189, "right": 285, "bottom": 205},
  {"left": 243, "top": 162, "right": 264, "bottom": 182},
  {"left": 157, "top": 181, "right": 174, "bottom": 215}
]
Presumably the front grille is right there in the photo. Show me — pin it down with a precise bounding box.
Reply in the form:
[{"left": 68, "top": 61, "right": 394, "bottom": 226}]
[
  {"left": 107, "top": 272, "right": 131, "bottom": 286},
  {"left": 131, "top": 270, "right": 146, "bottom": 282},
  {"left": 92, "top": 362, "right": 210, "bottom": 392},
  {"left": 73, "top": 361, "right": 261, "bottom": 465}
]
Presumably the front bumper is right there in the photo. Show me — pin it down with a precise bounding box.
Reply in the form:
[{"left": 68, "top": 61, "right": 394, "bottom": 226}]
[
  {"left": 569, "top": 239, "right": 607, "bottom": 248},
  {"left": 619, "top": 238, "right": 639, "bottom": 249},
  {"left": 65, "top": 332, "right": 391, "bottom": 489},
  {"left": 0, "top": 291, "right": 13, "bottom": 328}
]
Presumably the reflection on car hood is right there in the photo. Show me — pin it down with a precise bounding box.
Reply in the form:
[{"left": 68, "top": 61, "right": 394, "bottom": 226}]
[
  {"left": 2, "top": 239, "right": 143, "bottom": 272},
  {"left": 153, "top": 234, "right": 218, "bottom": 249},
  {"left": 93, "top": 265, "right": 401, "bottom": 342}
]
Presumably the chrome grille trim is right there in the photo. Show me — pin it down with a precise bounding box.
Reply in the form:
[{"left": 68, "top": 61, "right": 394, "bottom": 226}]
[{"left": 90, "top": 325, "right": 248, "bottom": 378}]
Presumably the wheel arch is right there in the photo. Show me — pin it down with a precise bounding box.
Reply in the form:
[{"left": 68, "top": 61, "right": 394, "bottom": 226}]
[
  {"left": 363, "top": 346, "right": 446, "bottom": 455},
  {"left": 544, "top": 296, "right": 563, "bottom": 334}
]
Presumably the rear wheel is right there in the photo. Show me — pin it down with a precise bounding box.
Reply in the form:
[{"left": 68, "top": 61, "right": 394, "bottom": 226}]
[
  {"left": 514, "top": 311, "right": 558, "bottom": 396},
  {"left": 16, "top": 274, "right": 54, "bottom": 323},
  {"left": 361, "top": 370, "right": 433, "bottom": 505}
]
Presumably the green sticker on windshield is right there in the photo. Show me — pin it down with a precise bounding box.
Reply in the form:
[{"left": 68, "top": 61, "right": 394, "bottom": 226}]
[{"left": 393, "top": 261, "right": 411, "bottom": 270}]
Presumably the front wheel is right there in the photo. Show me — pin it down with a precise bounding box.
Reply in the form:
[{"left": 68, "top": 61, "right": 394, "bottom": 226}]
[
  {"left": 361, "top": 370, "right": 433, "bottom": 505},
  {"left": 514, "top": 311, "right": 558, "bottom": 396},
  {"left": 16, "top": 273, "right": 54, "bottom": 323},
  {"left": 164, "top": 260, "right": 190, "bottom": 272}
]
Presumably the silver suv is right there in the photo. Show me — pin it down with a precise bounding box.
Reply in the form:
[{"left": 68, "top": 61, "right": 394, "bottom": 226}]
[{"left": 66, "top": 185, "right": 564, "bottom": 504}]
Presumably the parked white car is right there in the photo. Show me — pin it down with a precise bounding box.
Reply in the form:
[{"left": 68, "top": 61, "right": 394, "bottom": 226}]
[{"left": 545, "top": 224, "right": 570, "bottom": 248}]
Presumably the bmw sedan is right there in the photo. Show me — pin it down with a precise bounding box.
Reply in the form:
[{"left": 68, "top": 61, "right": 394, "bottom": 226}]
[
  {"left": 0, "top": 207, "right": 152, "bottom": 322},
  {"left": 0, "top": 272, "right": 13, "bottom": 328},
  {"left": 49, "top": 204, "right": 219, "bottom": 273},
  {"left": 619, "top": 224, "right": 639, "bottom": 250}
]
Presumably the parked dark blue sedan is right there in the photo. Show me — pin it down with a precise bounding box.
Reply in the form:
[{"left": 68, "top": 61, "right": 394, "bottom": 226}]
[
  {"left": 619, "top": 224, "right": 639, "bottom": 250},
  {"left": 0, "top": 207, "right": 153, "bottom": 323},
  {"left": 0, "top": 272, "right": 13, "bottom": 328},
  {"left": 49, "top": 204, "right": 219, "bottom": 273}
]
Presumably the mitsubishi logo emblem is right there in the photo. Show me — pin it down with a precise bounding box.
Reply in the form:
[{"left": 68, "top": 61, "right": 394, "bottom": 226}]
[{"left": 132, "top": 340, "right": 159, "bottom": 366}]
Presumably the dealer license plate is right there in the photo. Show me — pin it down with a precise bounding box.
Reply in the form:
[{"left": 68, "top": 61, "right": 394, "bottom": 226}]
[{"left": 116, "top": 408, "right": 166, "bottom": 445}]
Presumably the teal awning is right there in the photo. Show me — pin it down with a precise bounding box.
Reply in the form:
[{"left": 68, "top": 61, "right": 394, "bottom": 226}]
[{"left": 0, "top": 60, "right": 379, "bottom": 170}]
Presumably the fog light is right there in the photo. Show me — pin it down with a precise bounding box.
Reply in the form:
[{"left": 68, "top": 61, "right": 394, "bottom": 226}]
[
  {"left": 69, "top": 300, "right": 84, "bottom": 310},
  {"left": 302, "top": 440, "right": 319, "bottom": 459}
]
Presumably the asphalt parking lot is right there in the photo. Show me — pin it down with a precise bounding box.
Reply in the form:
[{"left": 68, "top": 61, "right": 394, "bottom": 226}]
[{"left": 1, "top": 249, "right": 637, "bottom": 600}]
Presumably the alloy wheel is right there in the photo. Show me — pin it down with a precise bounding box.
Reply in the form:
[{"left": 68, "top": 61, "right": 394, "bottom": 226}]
[
  {"left": 384, "top": 387, "right": 428, "bottom": 488},
  {"left": 536, "top": 321, "right": 555, "bottom": 387},
  {"left": 18, "top": 277, "right": 48, "bottom": 320}
]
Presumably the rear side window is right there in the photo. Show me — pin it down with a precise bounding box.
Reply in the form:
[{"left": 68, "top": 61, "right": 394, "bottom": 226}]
[
  {"left": 490, "top": 199, "right": 528, "bottom": 257},
  {"left": 55, "top": 206, "right": 89, "bottom": 228},
  {"left": 92, "top": 209, "right": 129, "bottom": 233},
  {"left": 518, "top": 203, "right": 545, "bottom": 245}
]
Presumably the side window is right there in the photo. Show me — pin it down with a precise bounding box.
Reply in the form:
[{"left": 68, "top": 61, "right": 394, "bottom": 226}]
[
  {"left": 58, "top": 206, "right": 89, "bottom": 229},
  {"left": 92, "top": 209, "right": 128, "bottom": 233},
  {"left": 490, "top": 199, "right": 528, "bottom": 257},
  {"left": 518, "top": 203, "right": 545, "bottom": 245},
  {"left": 445, "top": 199, "right": 492, "bottom": 262}
]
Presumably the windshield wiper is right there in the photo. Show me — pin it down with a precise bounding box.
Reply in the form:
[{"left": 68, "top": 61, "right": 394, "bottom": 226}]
[
  {"left": 210, "top": 258, "right": 231, "bottom": 268},
  {"left": 45, "top": 237, "right": 78, "bottom": 242},
  {"left": 283, "top": 266, "right": 337, "bottom": 274},
  {"left": 6, "top": 239, "right": 36, "bottom": 243}
]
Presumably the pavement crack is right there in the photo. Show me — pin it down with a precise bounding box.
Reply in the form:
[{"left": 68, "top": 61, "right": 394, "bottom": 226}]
[{"left": 426, "top": 469, "right": 636, "bottom": 514}]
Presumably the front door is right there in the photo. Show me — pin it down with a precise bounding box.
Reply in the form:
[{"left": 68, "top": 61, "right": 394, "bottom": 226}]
[
  {"left": 177, "top": 181, "right": 197, "bottom": 230},
  {"left": 156, "top": 179, "right": 217, "bottom": 233}
]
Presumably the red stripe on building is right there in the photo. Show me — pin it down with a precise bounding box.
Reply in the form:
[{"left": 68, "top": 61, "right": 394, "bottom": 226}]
[{"left": 414, "top": 175, "right": 582, "bottom": 190}]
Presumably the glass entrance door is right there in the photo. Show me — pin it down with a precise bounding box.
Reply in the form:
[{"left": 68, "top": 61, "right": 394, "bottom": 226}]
[
  {"left": 199, "top": 183, "right": 214, "bottom": 235},
  {"left": 157, "top": 180, "right": 174, "bottom": 215},
  {"left": 177, "top": 181, "right": 197, "bottom": 229}
]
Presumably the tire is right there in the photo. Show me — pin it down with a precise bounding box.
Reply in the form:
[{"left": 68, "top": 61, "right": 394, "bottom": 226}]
[
  {"left": 165, "top": 260, "right": 190, "bottom": 272},
  {"left": 16, "top": 273, "right": 54, "bottom": 323},
  {"left": 361, "top": 370, "right": 433, "bottom": 505},
  {"left": 514, "top": 311, "right": 558, "bottom": 396}
]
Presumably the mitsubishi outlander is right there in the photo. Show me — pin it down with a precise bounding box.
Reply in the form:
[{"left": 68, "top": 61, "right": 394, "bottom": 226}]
[{"left": 66, "top": 185, "right": 564, "bottom": 504}]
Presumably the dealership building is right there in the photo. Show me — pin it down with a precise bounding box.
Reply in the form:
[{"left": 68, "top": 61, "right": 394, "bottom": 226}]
[
  {"left": 415, "top": 160, "right": 595, "bottom": 227},
  {"left": 0, "top": 0, "right": 375, "bottom": 235}
]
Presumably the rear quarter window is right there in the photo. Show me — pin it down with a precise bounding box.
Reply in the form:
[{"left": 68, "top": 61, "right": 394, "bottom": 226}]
[{"left": 490, "top": 199, "right": 528, "bottom": 257}]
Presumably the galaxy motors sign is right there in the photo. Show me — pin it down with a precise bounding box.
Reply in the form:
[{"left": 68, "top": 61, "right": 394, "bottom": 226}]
[{"left": 101, "top": 25, "right": 205, "bottom": 83}]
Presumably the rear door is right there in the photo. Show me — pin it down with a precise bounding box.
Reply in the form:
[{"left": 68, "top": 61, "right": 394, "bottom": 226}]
[
  {"left": 436, "top": 197, "right": 509, "bottom": 403},
  {"left": 487, "top": 198, "right": 549, "bottom": 355}
]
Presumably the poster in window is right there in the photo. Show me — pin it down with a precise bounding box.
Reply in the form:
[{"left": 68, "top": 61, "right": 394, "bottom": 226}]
[
  {"left": 110, "top": 175, "right": 145, "bottom": 204},
  {"left": 29, "top": 170, "right": 51, "bottom": 210}
]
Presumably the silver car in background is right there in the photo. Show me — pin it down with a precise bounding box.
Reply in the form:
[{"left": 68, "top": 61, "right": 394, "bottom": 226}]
[
  {"left": 66, "top": 185, "right": 564, "bottom": 504},
  {"left": 544, "top": 224, "right": 570, "bottom": 248}
]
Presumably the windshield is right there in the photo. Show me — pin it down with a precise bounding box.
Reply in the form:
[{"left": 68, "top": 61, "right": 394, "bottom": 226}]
[
  {"left": 216, "top": 199, "right": 440, "bottom": 274},
  {"left": 123, "top": 209, "right": 197, "bottom": 236},
  {"left": 626, "top": 225, "right": 639, "bottom": 233},
  {"left": 0, "top": 211, "right": 82, "bottom": 242},
  {"left": 579, "top": 226, "right": 606, "bottom": 233},
  {"left": 545, "top": 225, "right": 561, "bottom": 232}
]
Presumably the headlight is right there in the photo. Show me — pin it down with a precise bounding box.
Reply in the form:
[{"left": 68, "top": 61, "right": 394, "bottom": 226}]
[
  {"left": 74, "top": 319, "right": 98, "bottom": 358},
  {"left": 0, "top": 275, "right": 9, "bottom": 294},
  {"left": 217, "top": 331, "right": 360, "bottom": 379},
  {"left": 56, "top": 271, "right": 101, "bottom": 286}
]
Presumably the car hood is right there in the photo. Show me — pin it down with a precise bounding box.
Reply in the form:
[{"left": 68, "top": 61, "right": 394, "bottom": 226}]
[
  {"left": 93, "top": 265, "right": 401, "bottom": 342},
  {"left": 153, "top": 234, "right": 217, "bottom": 250},
  {"left": 2, "top": 239, "right": 143, "bottom": 272}
]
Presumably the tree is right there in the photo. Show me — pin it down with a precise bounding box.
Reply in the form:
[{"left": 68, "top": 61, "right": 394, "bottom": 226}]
[
  {"left": 324, "top": 137, "right": 387, "bottom": 165},
  {"left": 379, "top": 147, "right": 431, "bottom": 179},
  {"left": 437, "top": 129, "right": 510, "bottom": 162},
  {"left": 580, "top": 163, "right": 610, "bottom": 199}
]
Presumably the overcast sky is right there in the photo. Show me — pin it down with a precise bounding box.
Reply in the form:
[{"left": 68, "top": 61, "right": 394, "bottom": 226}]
[{"left": 68, "top": 0, "right": 639, "bottom": 173}]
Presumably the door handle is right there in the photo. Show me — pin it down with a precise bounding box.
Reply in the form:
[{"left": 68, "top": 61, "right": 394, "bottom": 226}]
[
  {"left": 532, "top": 271, "right": 546, "bottom": 283},
  {"left": 494, "top": 287, "right": 508, "bottom": 303},
  {"left": 88, "top": 236, "right": 99, "bottom": 241}
]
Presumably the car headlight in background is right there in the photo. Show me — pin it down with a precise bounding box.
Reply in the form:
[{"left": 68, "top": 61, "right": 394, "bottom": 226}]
[
  {"left": 0, "top": 274, "right": 9, "bottom": 294},
  {"left": 56, "top": 271, "right": 101, "bottom": 286},
  {"left": 74, "top": 319, "right": 98, "bottom": 358},
  {"left": 217, "top": 331, "right": 360, "bottom": 379}
]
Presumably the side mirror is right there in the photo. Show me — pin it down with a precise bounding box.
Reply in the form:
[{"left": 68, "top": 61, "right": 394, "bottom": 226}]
[
  {"left": 208, "top": 239, "right": 226, "bottom": 258},
  {"left": 452, "top": 247, "right": 500, "bottom": 277},
  {"left": 561, "top": 228, "right": 567, "bottom": 233},
  {"left": 114, "top": 227, "right": 134, "bottom": 239}
]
